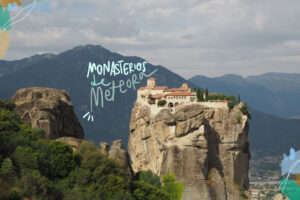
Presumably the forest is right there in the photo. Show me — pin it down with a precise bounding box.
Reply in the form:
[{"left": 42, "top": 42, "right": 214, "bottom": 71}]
[{"left": 0, "top": 99, "right": 183, "bottom": 200}]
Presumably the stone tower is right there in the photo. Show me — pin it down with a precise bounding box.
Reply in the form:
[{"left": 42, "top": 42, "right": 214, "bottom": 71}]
[
  {"left": 181, "top": 83, "right": 189, "bottom": 90},
  {"left": 147, "top": 78, "right": 156, "bottom": 89}
]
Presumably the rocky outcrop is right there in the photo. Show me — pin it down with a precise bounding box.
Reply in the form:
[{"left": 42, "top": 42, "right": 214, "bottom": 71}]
[
  {"left": 100, "top": 140, "right": 133, "bottom": 177},
  {"left": 56, "top": 137, "right": 83, "bottom": 152},
  {"left": 11, "top": 87, "right": 84, "bottom": 139},
  {"left": 128, "top": 102, "right": 250, "bottom": 200}
]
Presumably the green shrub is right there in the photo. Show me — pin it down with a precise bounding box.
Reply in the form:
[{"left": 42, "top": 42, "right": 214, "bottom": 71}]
[
  {"left": 227, "top": 101, "right": 235, "bottom": 110},
  {"left": 0, "top": 100, "right": 15, "bottom": 111},
  {"left": 136, "top": 170, "right": 161, "bottom": 188},
  {"left": 157, "top": 100, "right": 167, "bottom": 107},
  {"left": 1, "top": 157, "right": 14, "bottom": 176},
  {"left": 132, "top": 180, "right": 169, "bottom": 200},
  {"left": 161, "top": 173, "right": 184, "bottom": 200},
  {"left": 207, "top": 94, "right": 226, "bottom": 101},
  {"left": 0, "top": 98, "right": 186, "bottom": 200},
  {"left": 206, "top": 94, "right": 237, "bottom": 104},
  {"left": 8, "top": 189, "right": 22, "bottom": 200},
  {"left": 13, "top": 146, "right": 39, "bottom": 170},
  {"left": 239, "top": 186, "right": 247, "bottom": 198},
  {"left": 240, "top": 104, "right": 251, "bottom": 119},
  {"left": 225, "top": 95, "right": 237, "bottom": 104},
  {"left": 0, "top": 109, "right": 22, "bottom": 132}
]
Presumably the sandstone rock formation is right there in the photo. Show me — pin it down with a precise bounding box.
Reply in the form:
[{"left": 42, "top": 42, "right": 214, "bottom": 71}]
[
  {"left": 100, "top": 140, "right": 133, "bottom": 177},
  {"left": 56, "top": 137, "right": 83, "bottom": 152},
  {"left": 11, "top": 87, "right": 84, "bottom": 139},
  {"left": 128, "top": 102, "right": 250, "bottom": 200},
  {"left": 100, "top": 141, "right": 110, "bottom": 155}
]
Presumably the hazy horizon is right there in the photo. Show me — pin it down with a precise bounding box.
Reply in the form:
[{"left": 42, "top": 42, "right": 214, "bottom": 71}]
[{"left": 3, "top": 44, "right": 300, "bottom": 79}]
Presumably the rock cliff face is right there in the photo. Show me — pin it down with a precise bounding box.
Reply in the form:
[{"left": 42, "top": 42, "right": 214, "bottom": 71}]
[
  {"left": 100, "top": 140, "right": 133, "bottom": 177},
  {"left": 128, "top": 102, "right": 250, "bottom": 200},
  {"left": 11, "top": 87, "right": 84, "bottom": 139}
]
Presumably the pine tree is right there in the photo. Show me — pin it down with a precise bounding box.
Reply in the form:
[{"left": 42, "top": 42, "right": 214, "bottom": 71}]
[
  {"left": 205, "top": 88, "right": 209, "bottom": 101},
  {"left": 196, "top": 88, "right": 200, "bottom": 102},
  {"left": 238, "top": 94, "right": 241, "bottom": 103},
  {"left": 196, "top": 88, "right": 204, "bottom": 102}
]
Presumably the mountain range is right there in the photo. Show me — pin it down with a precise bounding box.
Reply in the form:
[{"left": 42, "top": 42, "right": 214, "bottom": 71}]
[
  {"left": 189, "top": 73, "right": 300, "bottom": 119},
  {"left": 0, "top": 45, "right": 194, "bottom": 146},
  {"left": 0, "top": 45, "right": 299, "bottom": 156}
]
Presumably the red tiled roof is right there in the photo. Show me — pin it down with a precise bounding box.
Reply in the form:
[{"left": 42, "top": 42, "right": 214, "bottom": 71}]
[
  {"left": 138, "top": 86, "right": 168, "bottom": 91},
  {"left": 164, "top": 88, "right": 188, "bottom": 92},
  {"left": 166, "top": 92, "right": 195, "bottom": 96},
  {"left": 152, "top": 86, "right": 168, "bottom": 90},
  {"left": 138, "top": 87, "right": 147, "bottom": 90}
]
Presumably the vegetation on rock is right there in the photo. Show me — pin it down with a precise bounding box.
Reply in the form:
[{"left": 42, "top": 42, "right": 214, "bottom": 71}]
[
  {"left": 161, "top": 173, "right": 184, "bottom": 200},
  {"left": 0, "top": 99, "right": 182, "bottom": 200},
  {"left": 158, "top": 100, "right": 167, "bottom": 107},
  {"left": 240, "top": 103, "right": 251, "bottom": 119},
  {"left": 136, "top": 170, "right": 161, "bottom": 188},
  {"left": 196, "top": 88, "right": 204, "bottom": 102}
]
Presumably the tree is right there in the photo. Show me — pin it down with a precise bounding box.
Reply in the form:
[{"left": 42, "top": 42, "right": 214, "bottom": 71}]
[
  {"left": 20, "top": 169, "right": 59, "bottom": 199},
  {"left": 133, "top": 180, "right": 169, "bottom": 200},
  {"left": 13, "top": 146, "right": 38, "bottom": 170},
  {"left": 225, "top": 95, "right": 237, "bottom": 104},
  {"left": 161, "top": 173, "right": 184, "bottom": 200},
  {"left": 204, "top": 88, "right": 209, "bottom": 101},
  {"left": 48, "top": 141, "right": 76, "bottom": 178},
  {"left": 238, "top": 94, "right": 241, "bottom": 104},
  {"left": 102, "top": 174, "right": 131, "bottom": 199},
  {"left": 0, "top": 100, "right": 16, "bottom": 111},
  {"left": 1, "top": 157, "right": 14, "bottom": 176},
  {"left": 136, "top": 170, "right": 161, "bottom": 188},
  {"left": 196, "top": 88, "right": 204, "bottom": 102}
]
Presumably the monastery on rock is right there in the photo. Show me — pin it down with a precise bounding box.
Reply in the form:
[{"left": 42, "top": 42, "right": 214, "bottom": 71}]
[{"left": 137, "top": 78, "right": 196, "bottom": 107}]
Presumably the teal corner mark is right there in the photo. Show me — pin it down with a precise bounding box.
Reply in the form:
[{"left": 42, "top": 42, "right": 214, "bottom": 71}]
[
  {"left": 280, "top": 178, "right": 300, "bottom": 200},
  {"left": 0, "top": 6, "right": 10, "bottom": 31},
  {"left": 278, "top": 148, "right": 300, "bottom": 200}
]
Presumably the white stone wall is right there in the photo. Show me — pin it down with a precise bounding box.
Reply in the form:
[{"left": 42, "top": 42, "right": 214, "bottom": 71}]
[
  {"left": 175, "top": 101, "right": 228, "bottom": 112},
  {"left": 164, "top": 95, "right": 195, "bottom": 105},
  {"left": 135, "top": 101, "right": 168, "bottom": 117},
  {"left": 150, "top": 90, "right": 165, "bottom": 96},
  {"left": 137, "top": 90, "right": 148, "bottom": 103}
]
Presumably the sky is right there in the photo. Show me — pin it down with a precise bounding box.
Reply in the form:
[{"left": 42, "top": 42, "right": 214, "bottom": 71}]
[{"left": 4, "top": 0, "right": 300, "bottom": 78}]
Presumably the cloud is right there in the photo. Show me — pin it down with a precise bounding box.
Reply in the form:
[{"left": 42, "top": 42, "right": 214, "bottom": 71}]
[{"left": 4, "top": 0, "right": 300, "bottom": 78}]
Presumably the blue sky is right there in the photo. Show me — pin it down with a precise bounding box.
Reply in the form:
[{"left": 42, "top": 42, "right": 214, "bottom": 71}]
[{"left": 5, "top": 0, "right": 300, "bottom": 78}]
